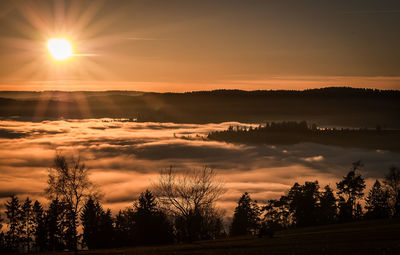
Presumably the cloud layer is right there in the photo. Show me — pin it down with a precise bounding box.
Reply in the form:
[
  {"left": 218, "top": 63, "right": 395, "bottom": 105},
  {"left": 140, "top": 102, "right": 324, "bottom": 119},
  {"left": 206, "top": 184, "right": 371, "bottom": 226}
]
[{"left": 1, "top": 119, "right": 399, "bottom": 214}]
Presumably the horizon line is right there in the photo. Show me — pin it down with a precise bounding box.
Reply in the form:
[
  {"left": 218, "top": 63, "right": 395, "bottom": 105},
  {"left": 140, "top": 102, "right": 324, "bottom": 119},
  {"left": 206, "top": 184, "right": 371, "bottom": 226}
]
[{"left": 1, "top": 86, "right": 400, "bottom": 93}]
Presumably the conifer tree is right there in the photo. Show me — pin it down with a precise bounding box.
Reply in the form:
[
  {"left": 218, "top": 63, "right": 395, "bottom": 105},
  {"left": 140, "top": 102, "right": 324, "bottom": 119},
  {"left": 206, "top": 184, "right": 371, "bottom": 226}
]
[
  {"left": 230, "top": 192, "right": 260, "bottom": 236},
  {"left": 287, "top": 181, "right": 320, "bottom": 227},
  {"left": 5, "top": 195, "right": 22, "bottom": 251},
  {"left": 21, "top": 197, "right": 35, "bottom": 252},
  {"left": 46, "top": 199, "right": 65, "bottom": 251},
  {"left": 319, "top": 185, "right": 337, "bottom": 224},
  {"left": 365, "top": 180, "right": 391, "bottom": 219},
  {"left": 32, "top": 201, "right": 47, "bottom": 252},
  {"left": 0, "top": 213, "right": 5, "bottom": 252},
  {"left": 133, "top": 190, "right": 173, "bottom": 245},
  {"left": 81, "top": 198, "right": 114, "bottom": 249}
]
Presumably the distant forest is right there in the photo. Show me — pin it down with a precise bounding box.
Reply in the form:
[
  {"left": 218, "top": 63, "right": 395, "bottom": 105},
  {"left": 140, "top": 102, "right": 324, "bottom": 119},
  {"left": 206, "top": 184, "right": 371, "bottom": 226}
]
[
  {"left": 1, "top": 87, "right": 400, "bottom": 127},
  {"left": 0, "top": 155, "right": 399, "bottom": 254},
  {"left": 207, "top": 121, "right": 400, "bottom": 151}
]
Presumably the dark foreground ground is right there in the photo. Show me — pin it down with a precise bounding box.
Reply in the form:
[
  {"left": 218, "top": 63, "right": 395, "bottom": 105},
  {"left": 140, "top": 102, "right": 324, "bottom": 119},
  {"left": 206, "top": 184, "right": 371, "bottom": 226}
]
[{"left": 40, "top": 218, "right": 400, "bottom": 255}]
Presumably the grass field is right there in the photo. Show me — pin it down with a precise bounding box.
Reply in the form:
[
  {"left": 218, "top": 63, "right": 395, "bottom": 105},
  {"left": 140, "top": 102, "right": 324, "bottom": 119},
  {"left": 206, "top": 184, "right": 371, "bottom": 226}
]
[{"left": 39, "top": 218, "right": 400, "bottom": 255}]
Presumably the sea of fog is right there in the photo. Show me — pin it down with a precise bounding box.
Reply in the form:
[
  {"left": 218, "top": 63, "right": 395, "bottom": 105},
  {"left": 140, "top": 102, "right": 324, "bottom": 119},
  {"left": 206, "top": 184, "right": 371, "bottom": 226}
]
[{"left": 0, "top": 119, "right": 399, "bottom": 214}]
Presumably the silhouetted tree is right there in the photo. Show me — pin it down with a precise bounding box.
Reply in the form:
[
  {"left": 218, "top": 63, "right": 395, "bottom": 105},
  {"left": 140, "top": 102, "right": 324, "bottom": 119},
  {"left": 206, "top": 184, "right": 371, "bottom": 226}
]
[
  {"left": 154, "top": 167, "right": 225, "bottom": 242},
  {"left": 99, "top": 209, "right": 114, "bottom": 247},
  {"left": 63, "top": 203, "right": 78, "bottom": 251},
  {"left": 32, "top": 200, "right": 47, "bottom": 252},
  {"left": 336, "top": 161, "right": 366, "bottom": 221},
  {"left": 114, "top": 208, "right": 135, "bottom": 246},
  {"left": 45, "top": 199, "right": 66, "bottom": 251},
  {"left": 365, "top": 180, "right": 391, "bottom": 219},
  {"left": 21, "top": 197, "right": 34, "bottom": 253},
  {"left": 132, "top": 190, "right": 173, "bottom": 245},
  {"left": 0, "top": 213, "right": 5, "bottom": 253},
  {"left": 262, "top": 197, "right": 291, "bottom": 230},
  {"left": 337, "top": 197, "right": 353, "bottom": 223},
  {"left": 5, "top": 195, "right": 22, "bottom": 251},
  {"left": 230, "top": 192, "right": 260, "bottom": 236},
  {"left": 46, "top": 154, "right": 96, "bottom": 253},
  {"left": 287, "top": 181, "right": 320, "bottom": 227},
  {"left": 81, "top": 198, "right": 101, "bottom": 249},
  {"left": 354, "top": 202, "right": 364, "bottom": 221},
  {"left": 319, "top": 185, "right": 337, "bottom": 224},
  {"left": 384, "top": 166, "right": 400, "bottom": 217},
  {"left": 81, "top": 198, "right": 114, "bottom": 249}
]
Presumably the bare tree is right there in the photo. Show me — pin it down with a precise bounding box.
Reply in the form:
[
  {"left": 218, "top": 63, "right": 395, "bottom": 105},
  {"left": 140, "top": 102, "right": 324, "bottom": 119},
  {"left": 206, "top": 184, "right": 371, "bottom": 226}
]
[
  {"left": 153, "top": 166, "right": 225, "bottom": 241},
  {"left": 154, "top": 167, "right": 224, "bottom": 216},
  {"left": 45, "top": 153, "right": 96, "bottom": 253}
]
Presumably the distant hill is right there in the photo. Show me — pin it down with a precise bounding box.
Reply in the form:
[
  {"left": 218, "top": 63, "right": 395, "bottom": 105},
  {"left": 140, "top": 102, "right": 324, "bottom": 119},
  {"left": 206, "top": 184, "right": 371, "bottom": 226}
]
[{"left": 0, "top": 87, "right": 399, "bottom": 127}]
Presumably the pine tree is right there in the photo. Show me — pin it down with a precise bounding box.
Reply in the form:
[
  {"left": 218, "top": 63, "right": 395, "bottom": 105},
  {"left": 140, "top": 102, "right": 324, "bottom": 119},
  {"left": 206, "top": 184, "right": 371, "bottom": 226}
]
[
  {"left": 99, "top": 209, "right": 114, "bottom": 248},
  {"left": 133, "top": 190, "right": 173, "bottom": 245},
  {"left": 46, "top": 199, "right": 65, "bottom": 251},
  {"left": 5, "top": 195, "right": 22, "bottom": 251},
  {"left": 32, "top": 201, "right": 47, "bottom": 252},
  {"left": 80, "top": 198, "right": 98, "bottom": 249},
  {"left": 365, "top": 180, "right": 391, "bottom": 219},
  {"left": 354, "top": 202, "right": 364, "bottom": 220},
  {"left": 0, "top": 213, "right": 5, "bottom": 252},
  {"left": 63, "top": 203, "right": 77, "bottom": 251},
  {"left": 287, "top": 181, "right": 320, "bottom": 227},
  {"left": 81, "top": 198, "right": 116, "bottom": 249},
  {"left": 230, "top": 192, "right": 260, "bottom": 236},
  {"left": 114, "top": 208, "right": 135, "bottom": 247},
  {"left": 81, "top": 198, "right": 107, "bottom": 249},
  {"left": 21, "top": 197, "right": 35, "bottom": 253},
  {"left": 319, "top": 185, "right": 337, "bottom": 224}
]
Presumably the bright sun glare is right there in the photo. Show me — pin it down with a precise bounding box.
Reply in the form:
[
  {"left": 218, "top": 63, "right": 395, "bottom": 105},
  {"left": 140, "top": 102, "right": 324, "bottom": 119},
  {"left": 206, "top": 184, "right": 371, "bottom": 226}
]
[{"left": 47, "top": 38, "right": 73, "bottom": 61}]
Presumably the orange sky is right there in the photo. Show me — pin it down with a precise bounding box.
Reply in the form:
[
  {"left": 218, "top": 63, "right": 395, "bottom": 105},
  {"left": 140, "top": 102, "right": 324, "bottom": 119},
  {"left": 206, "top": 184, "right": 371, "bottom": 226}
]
[{"left": 0, "top": 0, "right": 399, "bottom": 91}]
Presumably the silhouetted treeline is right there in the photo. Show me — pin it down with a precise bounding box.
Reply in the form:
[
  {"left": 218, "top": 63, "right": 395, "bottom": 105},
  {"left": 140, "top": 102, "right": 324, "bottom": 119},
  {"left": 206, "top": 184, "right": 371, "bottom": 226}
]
[
  {"left": 207, "top": 121, "right": 400, "bottom": 151},
  {"left": 0, "top": 87, "right": 399, "bottom": 128},
  {"left": 230, "top": 162, "right": 400, "bottom": 237},
  {"left": 0, "top": 162, "right": 399, "bottom": 253},
  {"left": 0, "top": 190, "right": 223, "bottom": 253}
]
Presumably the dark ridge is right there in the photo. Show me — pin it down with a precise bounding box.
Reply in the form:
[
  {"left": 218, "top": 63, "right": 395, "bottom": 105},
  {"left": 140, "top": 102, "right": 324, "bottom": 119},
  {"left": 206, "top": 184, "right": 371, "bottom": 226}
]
[{"left": 0, "top": 87, "right": 399, "bottom": 127}]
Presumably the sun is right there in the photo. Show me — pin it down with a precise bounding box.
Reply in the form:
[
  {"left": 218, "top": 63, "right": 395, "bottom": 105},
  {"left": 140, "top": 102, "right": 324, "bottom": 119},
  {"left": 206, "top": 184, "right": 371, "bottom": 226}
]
[{"left": 47, "top": 38, "right": 73, "bottom": 61}]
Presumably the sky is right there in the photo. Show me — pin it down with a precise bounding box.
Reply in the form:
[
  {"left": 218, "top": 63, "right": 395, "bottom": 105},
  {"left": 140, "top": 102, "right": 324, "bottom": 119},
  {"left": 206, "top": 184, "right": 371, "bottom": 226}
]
[
  {"left": 1, "top": 119, "right": 399, "bottom": 214},
  {"left": 0, "top": 0, "right": 399, "bottom": 91}
]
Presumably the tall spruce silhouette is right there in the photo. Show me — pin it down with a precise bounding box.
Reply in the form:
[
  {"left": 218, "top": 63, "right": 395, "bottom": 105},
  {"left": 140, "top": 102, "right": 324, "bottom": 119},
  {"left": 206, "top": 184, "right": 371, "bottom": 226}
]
[
  {"left": 32, "top": 201, "right": 46, "bottom": 252},
  {"left": 21, "top": 198, "right": 34, "bottom": 253},
  {"left": 132, "top": 190, "right": 173, "bottom": 245},
  {"left": 319, "top": 185, "right": 337, "bottom": 224},
  {"left": 230, "top": 192, "right": 260, "bottom": 236},
  {"left": 81, "top": 197, "right": 114, "bottom": 249},
  {"left": 365, "top": 180, "right": 391, "bottom": 219},
  {"left": 5, "top": 195, "right": 22, "bottom": 252},
  {"left": 46, "top": 199, "right": 65, "bottom": 251}
]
